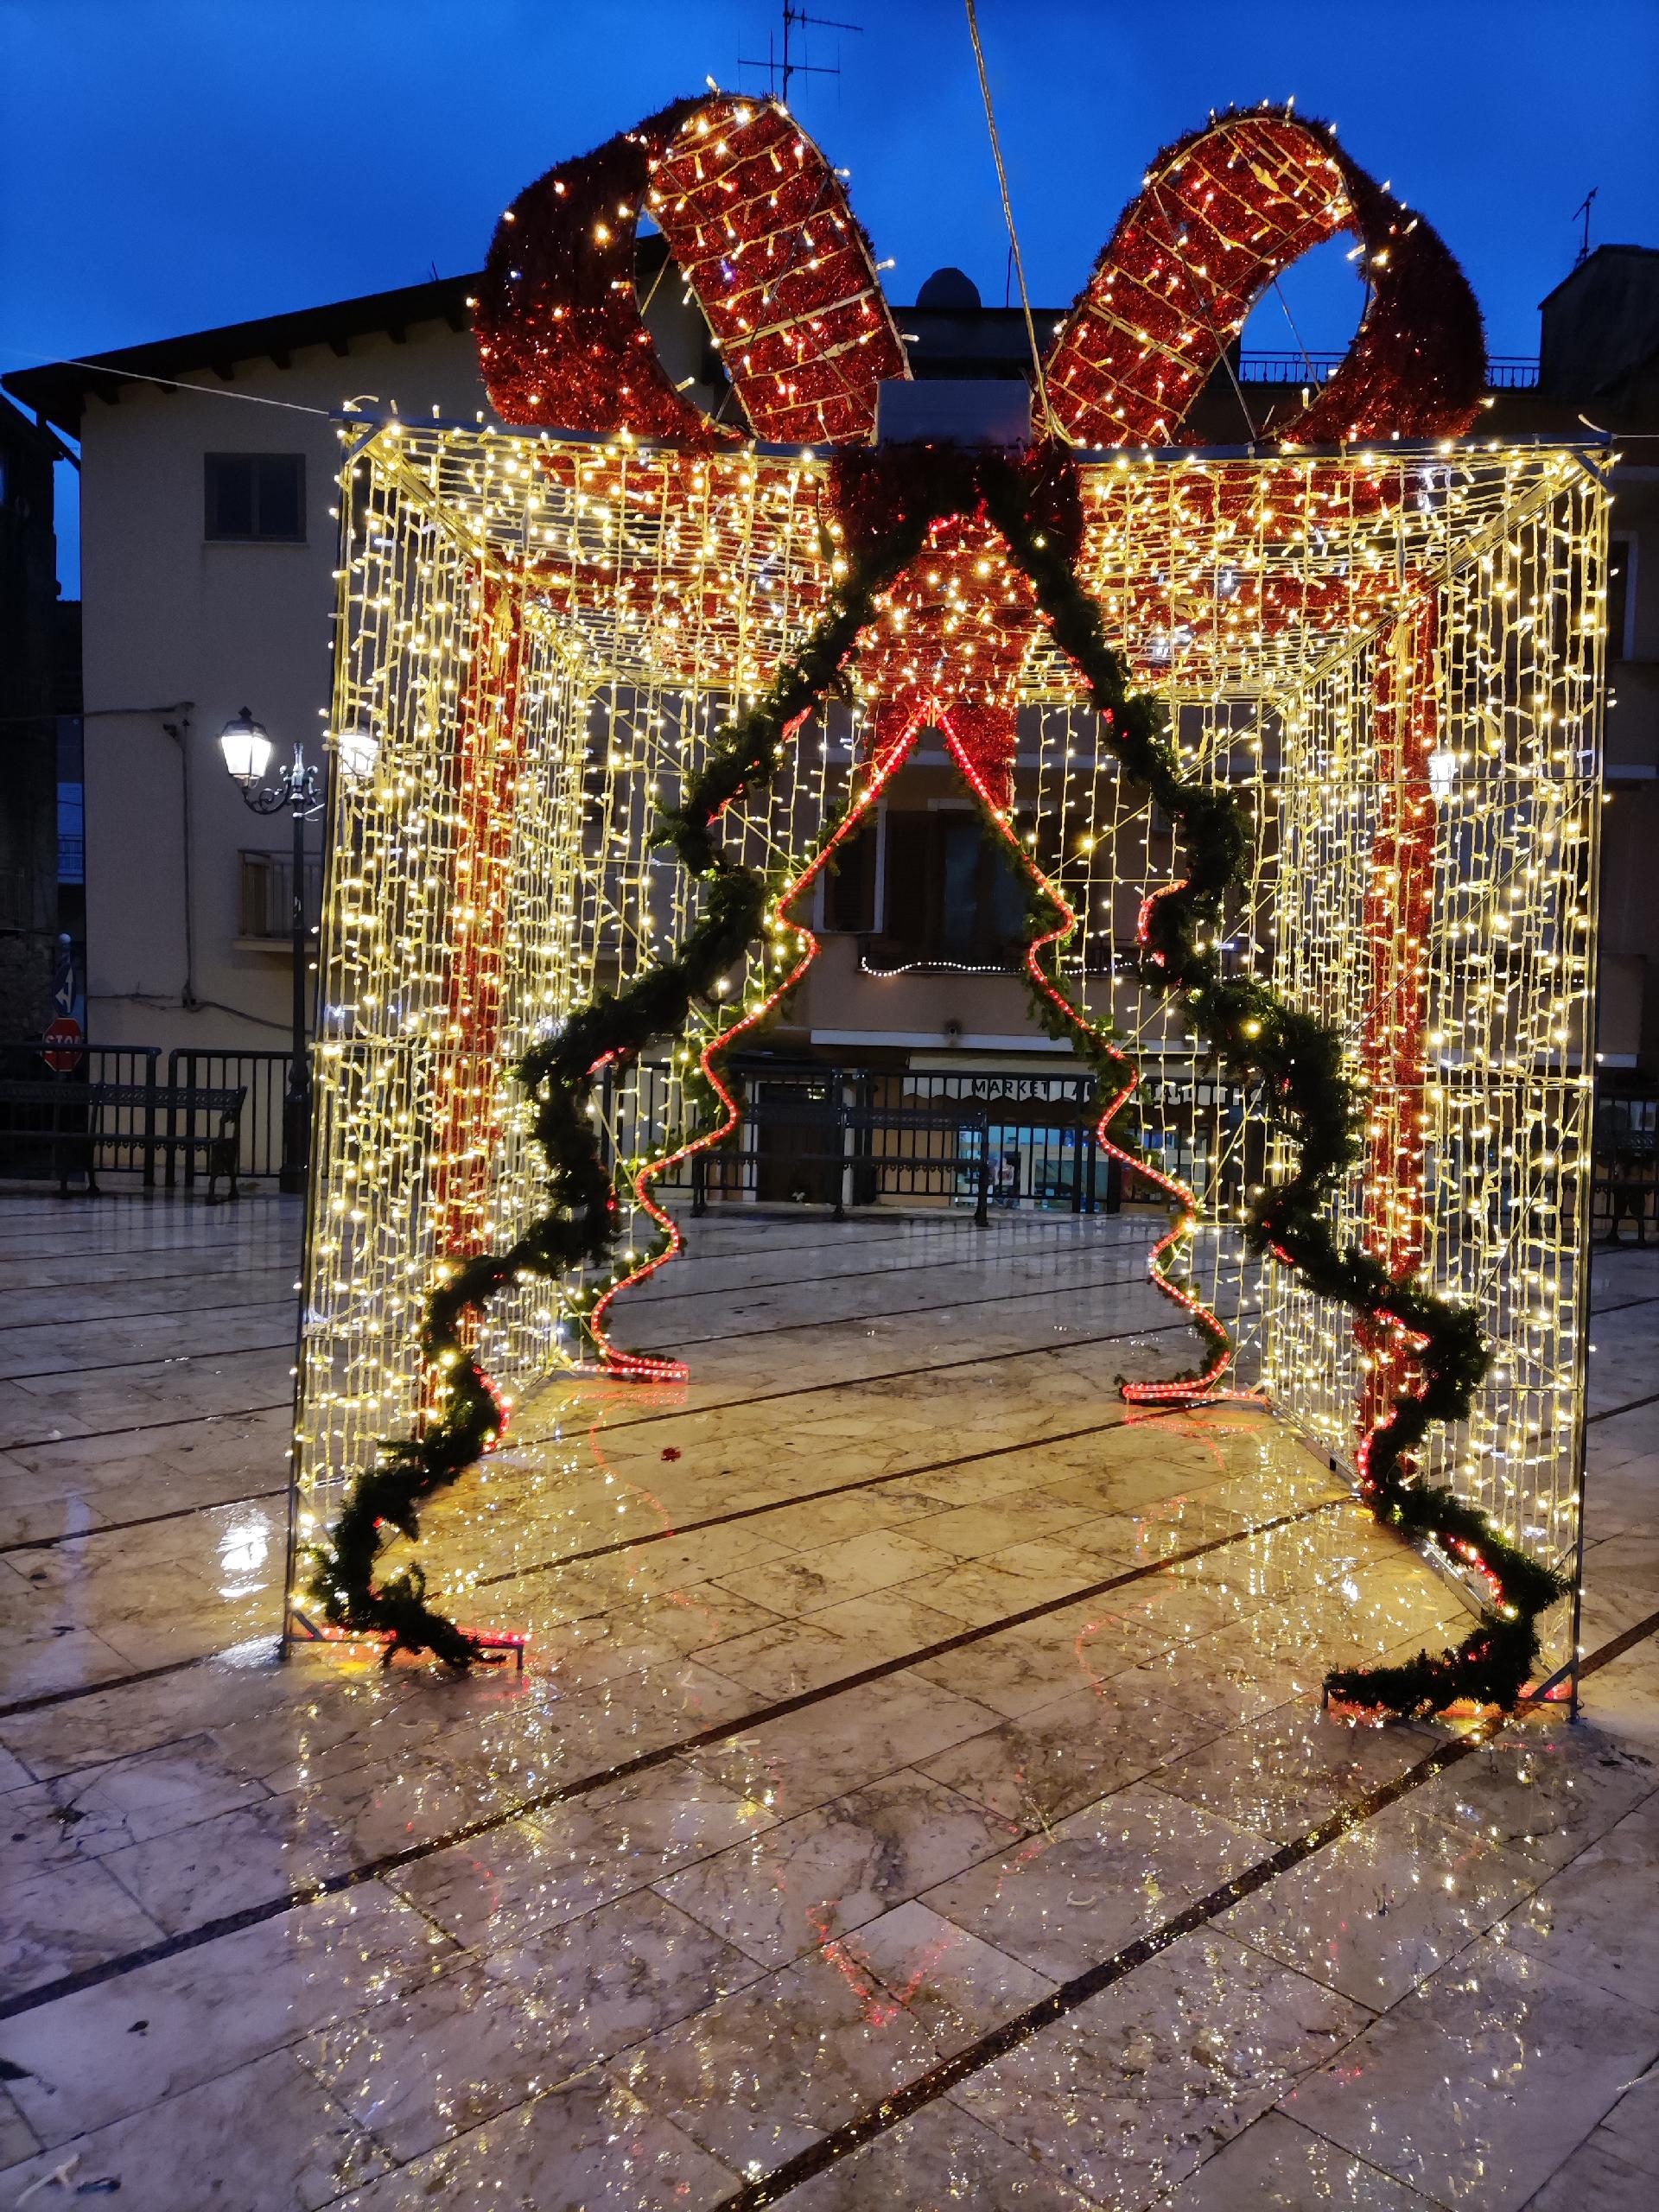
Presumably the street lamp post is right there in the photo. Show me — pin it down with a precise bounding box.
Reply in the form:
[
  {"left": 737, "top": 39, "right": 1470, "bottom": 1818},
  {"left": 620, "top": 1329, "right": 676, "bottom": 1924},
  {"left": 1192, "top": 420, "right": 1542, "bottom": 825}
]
[{"left": 218, "top": 709, "right": 321, "bottom": 1195}]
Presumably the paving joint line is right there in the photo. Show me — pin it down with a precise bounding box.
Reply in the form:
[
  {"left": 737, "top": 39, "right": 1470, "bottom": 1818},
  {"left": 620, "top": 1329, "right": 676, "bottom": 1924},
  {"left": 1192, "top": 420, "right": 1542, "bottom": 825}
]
[
  {"left": 539, "top": 1308, "right": 1257, "bottom": 1439},
  {"left": 0, "top": 1288, "right": 298, "bottom": 1336},
  {"left": 715, "top": 1604, "right": 1659, "bottom": 2208},
  {"left": 0, "top": 1393, "right": 1247, "bottom": 1711},
  {"left": 0, "top": 1487, "right": 289, "bottom": 1559},
  {"left": 0, "top": 1401, "right": 291, "bottom": 1458},
  {"left": 0, "top": 1494, "right": 1342, "bottom": 2022},
  {"left": 627, "top": 1259, "right": 1183, "bottom": 1356},
  {"left": 712, "top": 1717, "right": 1510, "bottom": 2210},
  {"left": 0, "top": 1339, "right": 292, "bottom": 1386},
  {"left": 1586, "top": 1291, "right": 1659, "bottom": 1319},
  {"left": 478, "top": 1388, "right": 1266, "bottom": 1590},
  {"left": 0, "top": 1649, "right": 241, "bottom": 1722},
  {"left": 1586, "top": 1387, "right": 1659, "bottom": 1427},
  {"left": 627, "top": 1227, "right": 1154, "bottom": 1312}
]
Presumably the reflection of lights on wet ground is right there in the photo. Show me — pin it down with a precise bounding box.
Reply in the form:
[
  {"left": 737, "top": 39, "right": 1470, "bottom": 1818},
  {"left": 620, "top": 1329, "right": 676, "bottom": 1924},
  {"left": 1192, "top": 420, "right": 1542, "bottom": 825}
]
[{"left": 219, "top": 1511, "right": 271, "bottom": 1598}]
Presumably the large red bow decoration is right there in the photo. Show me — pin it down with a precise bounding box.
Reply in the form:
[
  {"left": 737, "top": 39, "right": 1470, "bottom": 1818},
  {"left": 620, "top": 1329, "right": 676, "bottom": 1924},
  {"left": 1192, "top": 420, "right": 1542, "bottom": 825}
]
[{"left": 476, "top": 97, "right": 1484, "bottom": 452}]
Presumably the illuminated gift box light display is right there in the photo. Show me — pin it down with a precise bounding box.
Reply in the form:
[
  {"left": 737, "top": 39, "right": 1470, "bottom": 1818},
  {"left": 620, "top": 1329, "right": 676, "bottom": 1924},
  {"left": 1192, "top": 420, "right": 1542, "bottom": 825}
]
[{"left": 287, "top": 100, "right": 1609, "bottom": 1716}]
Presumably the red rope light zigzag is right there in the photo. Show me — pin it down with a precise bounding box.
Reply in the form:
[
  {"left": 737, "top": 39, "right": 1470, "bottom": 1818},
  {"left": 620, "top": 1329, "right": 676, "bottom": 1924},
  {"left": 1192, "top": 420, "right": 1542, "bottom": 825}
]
[
  {"left": 478, "top": 95, "right": 1485, "bottom": 1403},
  {"left": 589, "top": 692, "right": 1254, "bottom": 1407}
]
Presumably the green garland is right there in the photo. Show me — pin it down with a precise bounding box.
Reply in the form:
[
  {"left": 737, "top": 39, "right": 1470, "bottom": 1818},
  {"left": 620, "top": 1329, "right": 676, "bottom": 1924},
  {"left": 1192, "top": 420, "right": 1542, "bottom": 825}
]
[
  {"left": 308, "top": 442, "right": 1565, "bottom": 1714},
  {"left": 302, "top": 503, "right": 931, "bottom": 1664},
  {"left": 971, "top": 457, "right": 1565, "bottom": 1713}
]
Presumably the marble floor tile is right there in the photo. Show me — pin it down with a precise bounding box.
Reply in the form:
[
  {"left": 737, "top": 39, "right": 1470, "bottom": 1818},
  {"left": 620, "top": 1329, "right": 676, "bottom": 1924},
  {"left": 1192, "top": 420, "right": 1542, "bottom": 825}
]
[
  {"left": 0, "top": 1857, "right": 167, "bottom": 1998},
  {"left": 95, "top": 1794, "right": 354, "bottom": 1934},
  {"left": 1524, "top": 2129, "right": 1657, "bottom": 2211},
  {"left": 1149, "top": 2109, "right": 1434, "bottom": 2209},
  {"left": 918, "top": 1682, "right": 1211, "bottom": 1826},
  {"left": 3, "top": 1201, "right": 1657, "bottom": 2206},
  {"left": 950, "top": 1928, "right": 1371, "bottom": 2209},
  {"left": 911, "top": 1603, "right": 1155, "bottom": 1718},
  {"left": 1492, "top": 1783, "right": 1659, "bottom": 2011},
  {"left": 1152, "top": 1704, "right": 1442, "bottom": 1846},
  {"left": 923, "top": 1780, "right": 1271, "bottom": 1981},
  {"left": 1282, "top": 1936, "right": 1659, "bottom": 2209},
  {"left": 781, "top": 2094, "right": 1095, "bottom": 2208},
  {"left": 903, "top": 1546, "right": 1116, "bottom": 1629},
  {"left": 713, "top": 1526, "right": 958, "bottom": 1617},
  {"left": 383, "top": 1758, "right": 773, "bottom": 1947},
  {"left": 0, "top": 2046, "right": 385, "bottom": 2210},
  {"left": 607, "top": 1942, "right": 943, "bottom": 2171},
  {"left": 656, "top": 1765, "right": 1020, "bottom": 1967},
  {"left": 684, "top": 1671, "right": 1002, "bottom": 1819},
  {"left": 333, "top": 2067, "right": 739, "bottom": 2209},
  {"left": 1217, "top": 1797, "right": 1542, "bottom": 2009},
  {"left": 302, "top": 1891, "right": 759, "bottom": 2162},
  {"left": 609, "top": 1899, "right": 1050, "bottom": 2175},
  {"left": 0, "top": 1884, "right": 446, "bottom": 2145},
  {"left": 781, "top": 1586, "right": 968, "bottom": 1662},
  {"left": 687, "top": 1613, "right": 866, "bottom": 1696},
  {"left": 0, "top": 2093, "right": 39, "bottom": 2170},
  {"left": 1407, "top": 1718, "right": 1657, "bottom": 1872},
  {"left": 1599, "top": 2066, "right": 1659, "bottom": 2166}
]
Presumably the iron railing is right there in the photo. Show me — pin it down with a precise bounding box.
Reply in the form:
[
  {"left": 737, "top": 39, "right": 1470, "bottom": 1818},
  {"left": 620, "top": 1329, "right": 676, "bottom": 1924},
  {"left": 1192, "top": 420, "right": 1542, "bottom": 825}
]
[
  {"left": 1, "top": 1036, "right": 1255, "bottom": 1209},
  {"left": 238, "top": 849, "right": 323, "bottom": 942},
  {"left": 1592, "top": 1089, "right": 1659, "bottom": 1246},
  {"left": 692, "top": 1097, "right": 1001, "bottom": 1223},
  {"left": 591, "top": 1058, "right": 1258, "bottom": 1218},
  {"left": 1236, "top": 352, "right": 1344, "bottom": 385},
  {"left": 1236, "top": 351, "right": 1540, "bottom": 391},
  {"left": 0, "top": 1042, "right": 162, "bottom": 1181},
  {"left": 0, "top": 1041, "right": 295, "bottom": 1185},
  {"left": 168, "top": 1050, "right": 294, "bottom": 1180}
]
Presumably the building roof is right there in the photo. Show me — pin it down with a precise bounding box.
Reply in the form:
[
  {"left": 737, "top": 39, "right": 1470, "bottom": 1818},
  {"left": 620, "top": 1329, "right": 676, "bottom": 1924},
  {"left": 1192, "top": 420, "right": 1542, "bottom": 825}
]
[
  {"left": 2, "top": 271, "right": 480, "bottom": 435},
  {"left": 1539, "top": 241, "right": 1659, "bottom": 310}
]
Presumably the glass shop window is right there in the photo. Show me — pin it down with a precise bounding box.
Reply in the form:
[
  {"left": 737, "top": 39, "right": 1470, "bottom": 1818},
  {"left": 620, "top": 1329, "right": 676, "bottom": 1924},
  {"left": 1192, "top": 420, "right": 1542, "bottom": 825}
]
[{"left": 205, "top": 453, "right": 306, "bottom": 543}]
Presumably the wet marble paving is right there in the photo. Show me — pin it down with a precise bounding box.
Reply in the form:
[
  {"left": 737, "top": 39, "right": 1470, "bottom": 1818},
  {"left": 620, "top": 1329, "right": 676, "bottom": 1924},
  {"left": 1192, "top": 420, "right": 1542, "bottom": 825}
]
[{"left": 0, "top": 1191, "right": 1656, "bottom": 2209}]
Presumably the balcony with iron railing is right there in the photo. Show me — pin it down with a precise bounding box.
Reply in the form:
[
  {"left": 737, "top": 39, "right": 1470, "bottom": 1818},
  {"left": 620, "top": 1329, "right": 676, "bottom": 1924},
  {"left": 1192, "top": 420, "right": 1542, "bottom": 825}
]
[
  {"left": 1236, "top": 351, "right": 1540, "bottom": 390},
  {"left": 238, "top": 848, "right": 323, "bottom": 945}
]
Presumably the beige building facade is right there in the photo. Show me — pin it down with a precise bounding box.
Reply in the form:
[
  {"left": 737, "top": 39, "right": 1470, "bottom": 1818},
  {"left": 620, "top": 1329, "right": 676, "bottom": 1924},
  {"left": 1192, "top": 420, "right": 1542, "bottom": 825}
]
[{"left": 6, "top": 249, "right": 1659, "bottom": 1093}]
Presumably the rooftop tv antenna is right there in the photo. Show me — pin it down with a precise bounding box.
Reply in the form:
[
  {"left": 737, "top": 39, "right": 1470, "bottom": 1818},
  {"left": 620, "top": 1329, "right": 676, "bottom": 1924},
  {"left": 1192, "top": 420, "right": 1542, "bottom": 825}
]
[
  {"left": 740, "top": 3, "right": 862, "bottom": 104},
  {"left": 1573, "top": 186, "right": 1599, "bottom": 266}
]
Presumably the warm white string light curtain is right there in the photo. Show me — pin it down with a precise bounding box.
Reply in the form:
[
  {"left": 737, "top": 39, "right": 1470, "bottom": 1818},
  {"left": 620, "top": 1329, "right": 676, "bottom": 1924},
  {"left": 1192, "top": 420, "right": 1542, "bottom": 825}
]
[{"left": 295, "top": 423, "right": 1605, "bottom": 1689}]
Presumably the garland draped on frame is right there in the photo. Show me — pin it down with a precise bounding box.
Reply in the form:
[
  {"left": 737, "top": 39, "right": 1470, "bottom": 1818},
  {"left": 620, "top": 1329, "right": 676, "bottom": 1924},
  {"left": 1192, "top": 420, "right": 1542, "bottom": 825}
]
[
  {"left": 307, "top": 441, "right": 1566, "bottom": 1713},
  {"left": 306, "top": 92, "right": 1565, "bottom": 1711}
]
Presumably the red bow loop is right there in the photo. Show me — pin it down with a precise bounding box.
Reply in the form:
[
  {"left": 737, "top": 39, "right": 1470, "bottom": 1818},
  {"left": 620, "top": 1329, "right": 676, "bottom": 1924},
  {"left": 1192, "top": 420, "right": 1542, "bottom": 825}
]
[
  {"left": 1044, "top": 109, "right": 1484, "bottom": 449},
  {"left": 477, "top": 92, "right": 907, "bottom": 448},
  {"left": 478, "top": 100, "right": 1484, "bottom": 461}
]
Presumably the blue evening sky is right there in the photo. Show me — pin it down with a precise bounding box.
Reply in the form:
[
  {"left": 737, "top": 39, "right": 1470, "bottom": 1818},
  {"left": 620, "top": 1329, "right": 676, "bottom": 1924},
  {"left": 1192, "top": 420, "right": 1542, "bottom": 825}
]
[{"left": 3, "top": 0, "right": 1656, "bottom": 591}]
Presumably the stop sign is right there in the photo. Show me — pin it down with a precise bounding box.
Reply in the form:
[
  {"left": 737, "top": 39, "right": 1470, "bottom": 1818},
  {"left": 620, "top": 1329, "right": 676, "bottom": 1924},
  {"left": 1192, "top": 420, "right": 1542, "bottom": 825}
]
[{"left": 41, "top": 1017, "right": 83, "bottom": 1075}]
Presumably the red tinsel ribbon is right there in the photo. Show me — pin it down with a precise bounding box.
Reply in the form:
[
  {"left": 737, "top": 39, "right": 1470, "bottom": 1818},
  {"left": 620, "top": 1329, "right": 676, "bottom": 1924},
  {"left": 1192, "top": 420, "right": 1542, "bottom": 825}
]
[
  {"left": 477, "top": 98, "right": 1484, "bottom": 453},
  {"left": 1355, "top": 601, "right": 1440, "bottom": 1446}
]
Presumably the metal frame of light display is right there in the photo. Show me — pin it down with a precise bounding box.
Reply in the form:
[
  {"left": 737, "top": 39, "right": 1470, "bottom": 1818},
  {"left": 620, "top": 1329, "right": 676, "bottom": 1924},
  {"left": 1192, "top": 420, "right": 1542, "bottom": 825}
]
[{"left": 286, "top": 417, "right": 1607, "bottom": 1707}]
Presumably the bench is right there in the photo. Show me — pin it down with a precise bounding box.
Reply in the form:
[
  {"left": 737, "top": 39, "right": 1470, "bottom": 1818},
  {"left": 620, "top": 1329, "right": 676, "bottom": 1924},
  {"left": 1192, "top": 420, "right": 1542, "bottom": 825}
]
[{"left": 0, "top": 1080, "right": 247, "bottom": 1200}]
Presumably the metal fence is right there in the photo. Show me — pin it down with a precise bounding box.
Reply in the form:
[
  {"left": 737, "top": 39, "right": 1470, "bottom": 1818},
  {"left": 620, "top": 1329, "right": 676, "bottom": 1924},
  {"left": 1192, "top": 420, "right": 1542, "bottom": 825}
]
[
  {"left": 632, "top": 1058, "right": 1260, "bottom": 1219},
  {"left": 0, "top": 1040, "right": 295, "bottom": 1185},
  {"left": 0, "top": 1042, "right": 162, "bottom": 1181},
  {"left": 1593, "top": 1089, "right": 1659, "bottom": 1246},
  {"left": 168, "top": 1050, "right": 292, "bottom": 1179},
  {"left": 1235, "top": 351, "right": 1539, "bottom": 391},
  {"left": 1, "top": 1033, "right": 1258, "bottom": 1205}
]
